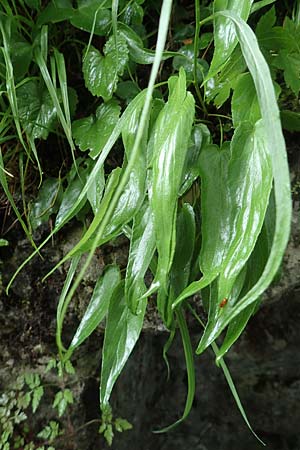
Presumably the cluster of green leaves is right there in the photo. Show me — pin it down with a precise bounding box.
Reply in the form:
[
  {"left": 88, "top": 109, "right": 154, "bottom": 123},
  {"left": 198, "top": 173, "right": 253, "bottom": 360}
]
[
  {"left": 0, "top": 372, "right": 58, "bottom": 450},
  {"left": 0, "top": 0, "right": 294, "bottom": 446}
]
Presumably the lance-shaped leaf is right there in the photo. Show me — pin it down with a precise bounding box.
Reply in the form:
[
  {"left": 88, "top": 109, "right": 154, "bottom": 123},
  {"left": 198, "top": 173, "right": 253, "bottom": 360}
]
[
  {"left": 66, "top": 266, "right": 120, "bottom": 358},
  {"left": 149, "top": 68, "right": 195, "bottom": 323},
  {"left": 125, "top": 201, "right": 156, "bottom": 313},
  {"left": 196, "top": 120, "right": 272, "bottom": 354},
  {"left": 72, "top": 100, "right": 121, "bottom": 159},
  {"left": 197, "top": 11, "right": 291, "bottom": 354},
  {"left": 100, "top": 281, "right": 147, "bottom": 407},
  {"left": 218, "top": 120, "right": 273, "bottom": 297},
  {"left": 83, "top": 33, "right": 129, "bottom": 101},
  {"left": 217, "top": 221, "right": 270, "bottom": 361},
  {"left": 208, "top": 0, "right": 253, "bottom": 78}
]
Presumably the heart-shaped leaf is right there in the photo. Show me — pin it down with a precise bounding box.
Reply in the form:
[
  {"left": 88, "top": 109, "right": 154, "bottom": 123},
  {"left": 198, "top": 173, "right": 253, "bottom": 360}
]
[
  {"left": 83, "top": 33, "right": 129, "bottom": 101},
  {"left": 72, "top": 100, "right": 121, "bottom": 158}
]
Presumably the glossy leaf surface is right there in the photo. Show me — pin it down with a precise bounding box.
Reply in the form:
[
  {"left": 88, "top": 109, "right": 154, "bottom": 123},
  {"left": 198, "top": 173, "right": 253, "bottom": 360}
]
[
  {"left": 231, "top": 73, "right": 260, "bottom": 126},
  {"left": 100, "top": 281, "right": 146, "bottom": 407},
  {"left": 197, "top": 11, "right": 291, "bottom": 353},
  {"left": 17, "top": 80, "right": 58, "bottom": 140},
  {"left": 208, "top": 0, "right": 253, "bottom": 77},
  {"left": 71, "top": 0, "right": 111, "bottom": 36},
  {"left": 125, "top": 201, "right": 156, "bottom": 312},
  {"left": 67, "top": 266, "right": 120, "bottom": 356},
  {"left": 149, "top": 68, "right": 195, "bottom": 324},
  {"left": 83, "top": 34, "right": 129, "bottom": 101},
  {"left": 72, "top": 100, "right": 121, "bottom": 159}
]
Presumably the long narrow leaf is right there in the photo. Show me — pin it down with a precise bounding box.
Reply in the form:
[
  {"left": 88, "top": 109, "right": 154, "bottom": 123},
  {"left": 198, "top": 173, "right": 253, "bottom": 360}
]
[
  {"left": 100, "top": 282, "right": 147, "bottom": 407},
  {"left": 197, "top": 11, "right": 291, "bottom": 353}
]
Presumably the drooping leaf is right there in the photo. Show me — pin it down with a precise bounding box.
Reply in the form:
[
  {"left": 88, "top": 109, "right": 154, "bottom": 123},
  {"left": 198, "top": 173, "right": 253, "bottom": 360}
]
[
  {"left": 125, "top": 201, "right": 156, "bottom": 313},
  {"left": 196, "top": 120, "right": 273, "bottom": 353},
  {"left": 149, "top": 68, "right": 195, "bottom": 325},
  {"left": 208, "top": 0, "right": 253, "bottom": 78},
  {"left": 72, "top": 100, "right": 121, "bottom": 159},
  {"left": 67, "top": 266, "right": 121, "bottom": 356},
  {"left": 83, "top": 33, "right": 129, "bottom": 101},
  {"left": 154, "top": 308, "right": 195, "bottom": 432},
  {"left": 197, "top": 11, "right": 291, "bottom": 353},
  {"left": 100, "top": 281, "right": 147, "bottom": 407},
  {"left": 217, "top": 220, "right": 270, "bottom": 360}
]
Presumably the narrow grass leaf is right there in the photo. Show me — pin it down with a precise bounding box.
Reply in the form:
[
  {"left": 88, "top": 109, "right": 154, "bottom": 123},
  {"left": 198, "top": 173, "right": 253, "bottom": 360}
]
[{"left": 153, "top": 309, "right": 195, "bottom": 432}]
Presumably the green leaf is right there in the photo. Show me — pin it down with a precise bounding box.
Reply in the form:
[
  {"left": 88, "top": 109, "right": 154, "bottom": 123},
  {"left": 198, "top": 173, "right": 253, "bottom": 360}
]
[
  {"left": 149, "top": 68, "right": 195, "bottom": 325},
  {"left": 83, "top": 34, "right": 129, "bottom": 101},
  {"left": 55, "top": 159, "right": 94, "bottom": 227},
  {"left": 281, "top": 110, "right": 300, "bottom": 132},
  {"left": 179, "top": 123, "right": 211, "bottom": 196},
  {"left": 154, "top": 308, "right": 195, "bottom": 432},
  {"left": 70, "top": 0, "right": 111, "bottom": 36},
  {"left": 24, "top": 0, "right": 41, "bottom": 9},
  {"left": 169, "top": 204, "right": 196, "bottom": 297},
  {"left": 125, "top": 201, "right": 156, "bottom": 312},
  {"left": 197, "top": 11, "right": 291, "bottom": 353},
  {"left": 17, "top": 80, "right": 58, "bottom": 140},
  {"left": 231, "top": 73, "right": 260, "bottom": 126},
  {"left": 205, "top": 45, "right": 247, "bottom": 107},
  {"left": 208, "top": 0, "right": 253, "bottom": 78},
  {"left": 119, "top": 23, "right": 173, "bottom": 64},
  {"left": 273, "top": 50, "right": 300, "bottom": 96},
  {"left": 32, "top": 386, "right": 44, "bottom": 413},
  {"left": 29, "top": 178, "right": 62, "bottom": 230},
  {"left": 72, "top": 100, "right": 121, "bottom": 159},
  {"left": 217, "top": 221, "right": 270, "bottom": 360},
  {"left": 67, "top": 266, "right": 121, "bottom": 355},
  {"left": 103, "top": 424, "right": 114, "bottom": 446},
  {"left": 100, "top": 282, "right": 146, "bottom": 407},
  {"left": 251, "top": 0, "right": 276, "bottom": 14},
  {"left": 197, "top": 120, "right": 273, "bottom": 353},
  {"left": 10, "top": 39, "right": 32, "bottom": 80},
  {"left": 37, "top": 0, "right": 75, "bottom": 26},
  {"left": 172, "top": 44, "right": 209, "bottom": 82},
  {"left": 0, "top": 239, "right": 8, "bottom": 247},
  {"left": 114, "top": 417, "right": 133, "bottom": 432}
]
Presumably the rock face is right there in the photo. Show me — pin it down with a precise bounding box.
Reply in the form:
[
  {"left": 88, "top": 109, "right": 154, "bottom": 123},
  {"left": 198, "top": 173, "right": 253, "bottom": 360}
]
[{"left": 0, "top": 180, "right": 299, "bottom": 450}]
